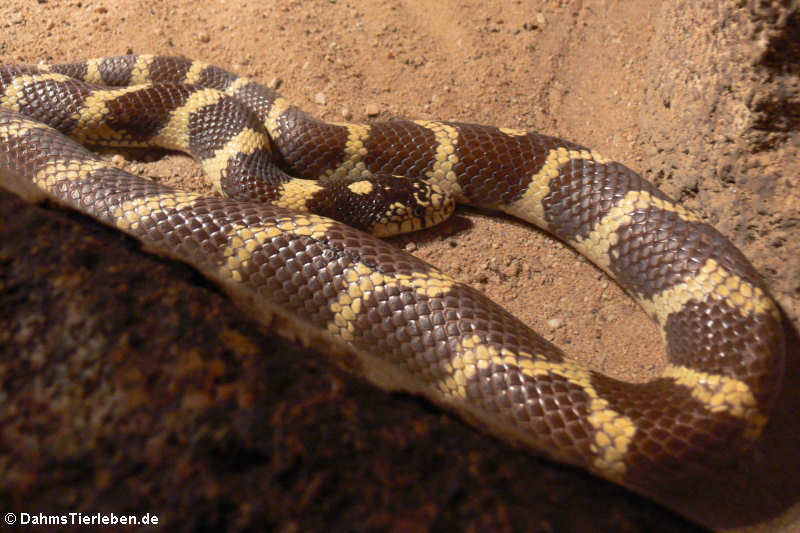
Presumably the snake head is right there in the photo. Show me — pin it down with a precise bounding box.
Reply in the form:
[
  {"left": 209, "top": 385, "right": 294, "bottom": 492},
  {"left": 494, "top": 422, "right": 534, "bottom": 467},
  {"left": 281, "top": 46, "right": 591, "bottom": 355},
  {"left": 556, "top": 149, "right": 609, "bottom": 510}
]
[{"left": 311, "top": 174, "right": 455, "bottom": 237}]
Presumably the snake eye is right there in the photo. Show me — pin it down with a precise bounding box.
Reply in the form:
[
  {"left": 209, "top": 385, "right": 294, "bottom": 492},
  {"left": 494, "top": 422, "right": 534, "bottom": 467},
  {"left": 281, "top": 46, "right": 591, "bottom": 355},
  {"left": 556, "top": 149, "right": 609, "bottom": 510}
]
[{"left": 413, "top": 205, "right": 425, "bottom": 217}]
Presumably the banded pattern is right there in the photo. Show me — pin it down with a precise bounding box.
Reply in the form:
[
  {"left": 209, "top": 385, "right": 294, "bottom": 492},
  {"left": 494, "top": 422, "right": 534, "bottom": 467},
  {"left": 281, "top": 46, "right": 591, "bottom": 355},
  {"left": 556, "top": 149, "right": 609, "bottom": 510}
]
[
  {"left": 0, "top": 64, "right": 453, "bottom": 237},
  {"left": 0, "top": 56, "right": 785, "bottom": 510}
]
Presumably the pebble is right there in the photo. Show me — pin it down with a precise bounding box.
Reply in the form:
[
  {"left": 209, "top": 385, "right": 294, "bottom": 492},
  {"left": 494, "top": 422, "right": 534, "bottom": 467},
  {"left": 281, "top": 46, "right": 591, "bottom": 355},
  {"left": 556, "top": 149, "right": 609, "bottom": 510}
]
[
  {"left": 340, "top": 106, "right": 352, "bottom": 120},
  {"left": 547, "top": 318, "right": 564, "bottom": 329},
  {"left": 315, "top": 92, "right": 327, "bottom": 105},
  {"left": 198, "top": 32, "right": 210, "bottom": 43},
  {"left": 365, "top": 103, "right": 380, "bottom": 116}
]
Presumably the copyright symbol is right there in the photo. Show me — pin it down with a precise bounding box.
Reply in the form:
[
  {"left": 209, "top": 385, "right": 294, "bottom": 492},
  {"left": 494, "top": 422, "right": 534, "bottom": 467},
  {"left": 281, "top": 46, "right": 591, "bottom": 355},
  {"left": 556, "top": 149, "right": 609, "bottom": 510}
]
[{"left": 4, "top": 512, "right": 15, "bottom": 524}]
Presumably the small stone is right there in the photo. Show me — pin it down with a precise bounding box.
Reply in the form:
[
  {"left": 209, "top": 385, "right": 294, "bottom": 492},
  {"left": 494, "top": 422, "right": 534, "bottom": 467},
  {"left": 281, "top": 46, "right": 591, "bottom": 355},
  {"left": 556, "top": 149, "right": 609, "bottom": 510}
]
[
  {"left": 340, "top": 106, "right": 352, "bottom": 120},
  {"left": 315, "top": 92, "right": 327, "bottom": 105},
  {"left": 267, "top": 77, "right": 281, "bottom": 90},
  {"left": 110, "top": 154, "right": 127, "bottom": 168},
  {"left": 365, "top": 103, "right": 380, "bottom": 116},
  {"left": 198, "top": 32, "right": 210, "bottom": 43},
  {"left": 547, "top": 318, "right": 563, "bottom": 329},
  {"left": 405, "top": 242, "right": 417, "bottom": 252}
]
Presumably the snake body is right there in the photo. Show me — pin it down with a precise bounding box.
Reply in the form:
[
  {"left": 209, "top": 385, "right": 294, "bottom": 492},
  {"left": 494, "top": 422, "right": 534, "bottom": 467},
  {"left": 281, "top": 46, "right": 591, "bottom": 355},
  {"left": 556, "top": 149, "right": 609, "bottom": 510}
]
[{"left": 0, "top": 55, "right": 785, "bottom": 509}]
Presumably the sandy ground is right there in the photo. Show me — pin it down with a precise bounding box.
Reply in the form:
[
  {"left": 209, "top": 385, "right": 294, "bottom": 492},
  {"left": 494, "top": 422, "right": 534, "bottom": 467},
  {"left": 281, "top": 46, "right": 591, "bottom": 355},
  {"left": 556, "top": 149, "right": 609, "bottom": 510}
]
[{"left": 2, "top": 0, "right": 798, "bottom": 531}]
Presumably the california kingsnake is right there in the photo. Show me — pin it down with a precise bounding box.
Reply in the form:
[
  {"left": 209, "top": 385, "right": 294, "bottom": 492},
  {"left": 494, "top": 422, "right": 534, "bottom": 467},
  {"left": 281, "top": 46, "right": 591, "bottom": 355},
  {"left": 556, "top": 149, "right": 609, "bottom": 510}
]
[{"left": 0, "top": 55, "right": 785, "bottom": 511}]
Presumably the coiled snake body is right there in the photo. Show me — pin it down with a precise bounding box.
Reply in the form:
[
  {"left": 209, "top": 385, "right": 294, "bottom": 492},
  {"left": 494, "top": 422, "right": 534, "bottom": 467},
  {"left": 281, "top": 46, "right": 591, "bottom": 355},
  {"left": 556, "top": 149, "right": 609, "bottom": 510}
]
[{"left": 0, "top": 55, "right": 785, "bottom": 511}]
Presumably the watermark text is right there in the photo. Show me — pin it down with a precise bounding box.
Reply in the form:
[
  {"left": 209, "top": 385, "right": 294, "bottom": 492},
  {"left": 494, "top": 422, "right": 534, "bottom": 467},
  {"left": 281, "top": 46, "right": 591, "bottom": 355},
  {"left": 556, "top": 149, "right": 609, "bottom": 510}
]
[{"left": 5, "top": 512, "right": 159, "bottom": 527}]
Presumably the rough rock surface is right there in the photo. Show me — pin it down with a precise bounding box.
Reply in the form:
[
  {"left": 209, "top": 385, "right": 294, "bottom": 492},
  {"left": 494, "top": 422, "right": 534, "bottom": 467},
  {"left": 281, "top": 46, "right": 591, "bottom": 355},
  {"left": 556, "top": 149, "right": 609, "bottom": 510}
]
[{"left": 0, "top": 190, "right": 703, "bottom": 532}]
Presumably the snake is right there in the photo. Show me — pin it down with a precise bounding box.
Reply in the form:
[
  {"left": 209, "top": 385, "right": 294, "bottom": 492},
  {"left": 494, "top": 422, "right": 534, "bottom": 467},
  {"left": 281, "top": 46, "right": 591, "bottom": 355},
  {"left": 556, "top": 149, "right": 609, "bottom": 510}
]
[{"left": 0, "top": 55, "right": 786, "bottom": 512}]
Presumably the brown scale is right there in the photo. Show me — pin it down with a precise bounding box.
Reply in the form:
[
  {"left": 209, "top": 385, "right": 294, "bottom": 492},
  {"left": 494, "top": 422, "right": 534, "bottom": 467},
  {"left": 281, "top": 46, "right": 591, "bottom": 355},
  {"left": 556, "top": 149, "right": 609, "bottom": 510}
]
[
  {"left": 103, "top": 84, "right": 192, "bottom": 141},
  {"left": 50, "top": 60, "right": 90, "bottom": 82},
  {"left": 663, "top": 301, "right": 783, "bottom": 406},
  {"left": 272, "top": 108, "right": 356, "bottom": 177},
  {"left": 589, "top": 371, "right": 748, "bottom": 492},
  {"left": 452, "top": 125, "right": 583, "bottom": 207},
  {"left": 605, "top": 206, "right": 762, "bottom": 299},
  {"left": 95, "top": 56, "right": 137, "bottom": 85},
  {"left": 469, "top": 361, "right": 597, "bottom": 467},
  {"left": 145, "top": 56, "right": 196, "bottom": 82},
  {"left": 186, "top": 95, "right": 264, "bottom": 157},
  {"left": 194, "top": 65, "right": 239, "bottom": 91},
  {"left": 540, "top": 159, "right": 666, "bottom": 242},
  {"left": 359, "top": 122, "right": 442, "bottom": 181},
  {"left": 0, "top": 74, "right": 91, "bottom": 134},
  {"left": 217, "top": 148, "right": 283, "bottom": 201}
]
